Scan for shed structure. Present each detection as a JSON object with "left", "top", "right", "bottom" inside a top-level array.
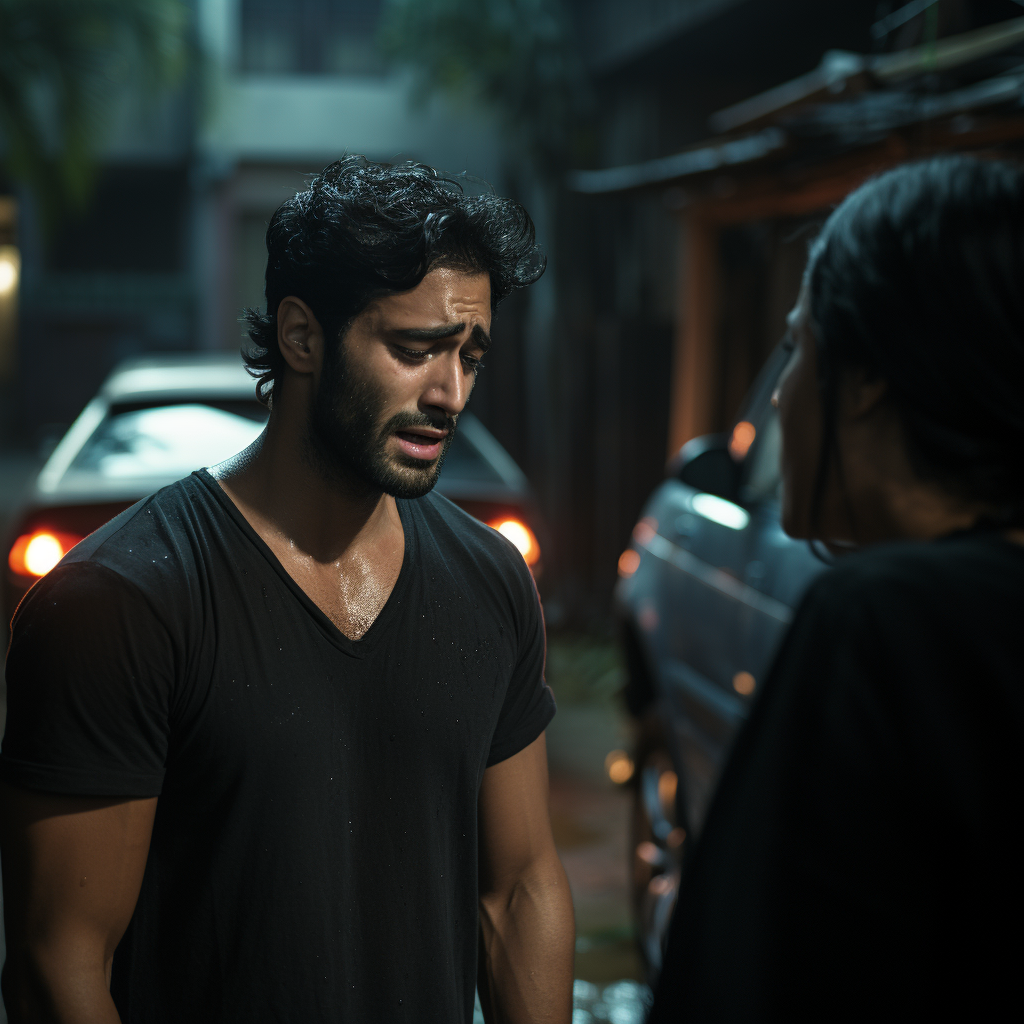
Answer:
[{"left": 570, "top": 15, "right": 1024, "bottom": 459}]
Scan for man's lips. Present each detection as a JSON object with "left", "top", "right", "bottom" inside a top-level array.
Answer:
[{"left": 394, "top": 428, "right": 448, "bottom": 461}]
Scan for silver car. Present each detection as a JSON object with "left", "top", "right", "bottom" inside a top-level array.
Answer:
[{"left": 615, "top": 346, "right": 824, "bottom": 976}]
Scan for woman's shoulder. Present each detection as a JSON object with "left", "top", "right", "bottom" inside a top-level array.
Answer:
[{"left": 807, "top": 530, "right": 1023, "bottom": 614}]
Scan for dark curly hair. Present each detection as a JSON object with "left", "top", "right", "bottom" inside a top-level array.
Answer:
[
  {"left": 806, "top": 155, "right": 1024, "bottom": 531},
  {"left": 242, "top": 156, "right": 546, "bottom": 404}
]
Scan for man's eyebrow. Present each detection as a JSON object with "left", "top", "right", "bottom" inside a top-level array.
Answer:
[{"left": 394, "top": 323, "right": 492, "bottom": 351}]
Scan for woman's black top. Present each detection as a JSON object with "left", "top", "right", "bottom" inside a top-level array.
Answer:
[{"left": 650, "top": 531, "right": 1023, "bottom": 1023}]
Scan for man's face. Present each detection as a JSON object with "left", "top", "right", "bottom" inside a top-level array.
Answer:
[{"left": 308, "top": 266, "right": 492, "bottom": 498}]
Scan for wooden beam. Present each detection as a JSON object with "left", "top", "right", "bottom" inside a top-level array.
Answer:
[
  {"left": 692, "top": 117, "right": 1024, "bottom": 225},
  {"left": 663, "top": 116, "right": 1024, "bottom": 460},
  {"left": 667, "top": 214, "right": 719, "bottom": 458}
]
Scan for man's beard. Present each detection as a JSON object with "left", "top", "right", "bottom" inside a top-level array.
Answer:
[{"left": 305, "top": 340, "right": 456, "bottom": 499}]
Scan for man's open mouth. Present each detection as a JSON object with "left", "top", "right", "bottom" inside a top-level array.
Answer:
[{"left": 394, "top": 428, "right": 447, "bottom": 461}]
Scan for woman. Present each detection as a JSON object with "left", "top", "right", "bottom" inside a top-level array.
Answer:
[{"left": 649, "top": 156, "right": 1023, "bottom": 1022}]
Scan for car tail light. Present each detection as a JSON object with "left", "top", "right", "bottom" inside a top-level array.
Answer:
[
  {"left": 618, "top": 548, "right": 641, "bottom": 578},
  {"left": 487, "top": 517, "right": 540, "bottom": 567},
  {"left": 8, "top": 530, "right": 84, "bottom": 578},
  {"left": 729, "top": 420, "right": 756, "bottom": 459}
]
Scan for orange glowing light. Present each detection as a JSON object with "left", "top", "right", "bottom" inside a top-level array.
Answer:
[
  {"left": 729, "top": 420, "right": 756, "bottom": 460},
  {"left": 658, "top": 770, "right": 678, "bottom": 809},
  {"left": 636, "top": 841, "right": 661, "bottom": 866},
  {"left": 8, "top": 530, "right": 82, "bottom": 578},
  {"left": 732, "top": 670, "right": 756, "bottom": 696},
  {"left": 632, "top": 517, "right": 657, "bottom": 545},
  {"left": 618, "top": 548, "right": 641, "bottom": 578},
  {"left": 487, "top": 518, "right": 540, "bottom": 566},
  {"left": 605, "top": 749, "right": 635, "bottom": 784}
]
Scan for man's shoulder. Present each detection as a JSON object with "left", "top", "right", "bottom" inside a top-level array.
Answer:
[
  {"left": 407, "top": 490, "right": 534, "bottom": 582},
  {"left": 60, "top": 473, "right": 217, "bottom": 598},
  {"left": 11, "top": 474, "right": 223, "bottom": 639}
]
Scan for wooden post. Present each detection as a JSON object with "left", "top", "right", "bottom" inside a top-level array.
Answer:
[{"left": 667, "top": 212, "right": 719, "bottom": 459}]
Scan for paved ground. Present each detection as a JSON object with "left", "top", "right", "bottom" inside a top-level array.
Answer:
[{"left": 544, "top": 635, "right": 652, "bottom": 1018}]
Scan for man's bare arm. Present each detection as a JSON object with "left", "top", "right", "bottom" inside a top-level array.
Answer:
[
  {"left": 0, "top": 781, "right": 157, "bottom": 1023},
  {"left": 477, "top": 733, "right": 574, "bottom": 1024}
]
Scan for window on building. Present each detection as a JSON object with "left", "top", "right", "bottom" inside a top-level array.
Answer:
[
  {"left": 47, "top": 166, "right": 188, "bottom": 274},
  {"left": 240, "top": 0, "right": 386, "bottom": 75}
]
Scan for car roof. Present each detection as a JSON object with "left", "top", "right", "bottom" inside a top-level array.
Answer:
[{"left": 101, "top": 353, "right": 256, "bottom": 403}]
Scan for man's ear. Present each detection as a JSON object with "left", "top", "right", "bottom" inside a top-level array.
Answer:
[
  {"left": 277, "top": 296, "right": 324, "bottom": 375},
  {"left": 842, "top": 367, "right": 889, "bottom": 420}
]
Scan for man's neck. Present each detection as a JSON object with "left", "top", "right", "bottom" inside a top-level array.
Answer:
[{"left": 210, "top": 411, "right": 400, "bottom": 566}]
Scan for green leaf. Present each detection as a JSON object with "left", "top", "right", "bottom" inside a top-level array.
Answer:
[{"left": 0, "top": 0, "right": 192, "bottom": 231}]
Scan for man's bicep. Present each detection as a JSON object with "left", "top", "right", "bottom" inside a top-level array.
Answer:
[
  {"left": 478, "top": 732, "right": 556, "bottom": 891},
  {"left": 2, "top": 563, "right": 174, "bottom": 796},
  {"left": 0, "top": 781, "right": 157, "bottom": 961}
]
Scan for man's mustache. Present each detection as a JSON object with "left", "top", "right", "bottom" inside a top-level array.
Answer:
[{"left": 382, "top": 411, "right": 457, "bottom": 434}]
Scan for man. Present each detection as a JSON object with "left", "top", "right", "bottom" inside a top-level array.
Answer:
[{"left": 0, "top": 157, "right": 574, "bottom": 1023}]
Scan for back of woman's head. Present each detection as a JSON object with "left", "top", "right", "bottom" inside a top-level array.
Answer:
[{"left": 807, "top": 155, "right": 1024, "bottom": 525}]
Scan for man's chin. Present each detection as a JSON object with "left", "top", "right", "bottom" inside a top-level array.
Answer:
[{"left": 378, "top": 457, "right": 443, "bottom": 499}]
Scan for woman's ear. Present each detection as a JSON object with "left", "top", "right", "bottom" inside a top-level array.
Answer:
[
  {"left": 841, "top": 368, "right": 889, "bottom": 421},
  {"left": 277, "top": 296, "right": 324, "bottom": 375}
]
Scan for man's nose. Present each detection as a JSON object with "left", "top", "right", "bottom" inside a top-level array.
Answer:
[{"left": 422, "top": 351, "right": 470, "bottom": 416}]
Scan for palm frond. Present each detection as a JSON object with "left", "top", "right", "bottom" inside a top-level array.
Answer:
[
  {"left": 0, "top": 0, "right": 192, "bottom": 230},
  {"left": 379, "top": 0, "right": 594, "bottom": 176}
]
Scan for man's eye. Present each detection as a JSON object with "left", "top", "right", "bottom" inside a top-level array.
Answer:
[
  {"left": 461, "top": 353, "right": 484, "bottom": 370},
  {"left": 395, "top": 345, "right": 430, "bottom": 360}
]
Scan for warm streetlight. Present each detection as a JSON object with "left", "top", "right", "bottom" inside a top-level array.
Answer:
[{"left": 0, "top": 250, "right": 18, "bottom": 295}]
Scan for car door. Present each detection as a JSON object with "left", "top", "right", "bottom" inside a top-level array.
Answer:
[{"left": 639, "top": 462, "right": 758, "bottom": 830}]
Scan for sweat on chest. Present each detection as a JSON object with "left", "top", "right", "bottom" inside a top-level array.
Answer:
[{"left": 188, "top": 581, "right": 520, "bottom": 778}]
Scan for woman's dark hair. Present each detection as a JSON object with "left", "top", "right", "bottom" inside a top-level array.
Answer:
[
  {"left": 242, "top": 156, "right": 545, "bottom": 403},
  {"left": 805, "top": 155, "right": 1024, "bottom": 531}
]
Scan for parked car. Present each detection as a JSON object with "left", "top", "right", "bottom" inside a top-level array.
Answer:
[
  {"left": 615, "top": 344, "right": 825, "bottom": 976},
  {"left": 4, "top": 353, "right": 544, "bottom": 622}
]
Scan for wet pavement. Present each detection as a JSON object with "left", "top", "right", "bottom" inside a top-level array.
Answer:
[
  {"left": 473, "top": 979, "right": 651, "bottom": 1022},
  {"left": 544, "top": 635, "right": 652, "bottom": 1020}
]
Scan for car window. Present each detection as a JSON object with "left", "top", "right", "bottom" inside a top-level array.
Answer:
[
  {"left": 70, "top": 403, "right": 268, "bottom": 478},
  {"left": 438, "top": 429, "right": 504, "bottom": 485},
  {"left": 70, "top": 402, "right": 506, "bottom": 485}
]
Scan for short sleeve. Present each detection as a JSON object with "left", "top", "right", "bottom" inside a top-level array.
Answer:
[
  {"left": 1, "top": 562, "right": 174, "bottom": 796},
  {"left": 485, "top": 563, "right": 555, "bottom": 767}
]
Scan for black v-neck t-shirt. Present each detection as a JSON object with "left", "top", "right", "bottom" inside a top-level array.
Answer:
[
  {"left": 650, "top": 531, "right": 1023, "bottom": 1022},
  {"left": 2, "top": 470, "right": 555, "bottom": 1023}
]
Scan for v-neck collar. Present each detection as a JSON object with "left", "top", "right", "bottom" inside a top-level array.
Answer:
[{"left": 193, "top": 469, "right": 415, "bottom": 658}]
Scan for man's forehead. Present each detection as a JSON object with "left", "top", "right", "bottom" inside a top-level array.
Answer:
[{"left": 374, "top": 267, "right": 491, "bottom": 324}]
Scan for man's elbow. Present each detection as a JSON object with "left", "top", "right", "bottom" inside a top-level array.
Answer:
[{"left": 480, "top": 850, "right": 572, "bottom": 921}]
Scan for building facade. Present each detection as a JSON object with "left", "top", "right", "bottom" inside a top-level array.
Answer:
[{"left": 6, "top": 0, "right": 501, "bottom": 443}]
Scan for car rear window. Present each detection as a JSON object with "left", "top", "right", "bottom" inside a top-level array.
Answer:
[
  {"left": 70, "top": 402, "right": 269, "bottom": 478},
  {"left": 69, "top": 402, "right": 506, "bottom": 486},
  {"left": 439, "top": 431, "right": 504, "bottom": 485}
]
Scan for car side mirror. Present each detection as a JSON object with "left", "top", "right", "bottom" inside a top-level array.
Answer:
[{"left": 668, "top": 434, "right": 741, "bottom": 503}]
